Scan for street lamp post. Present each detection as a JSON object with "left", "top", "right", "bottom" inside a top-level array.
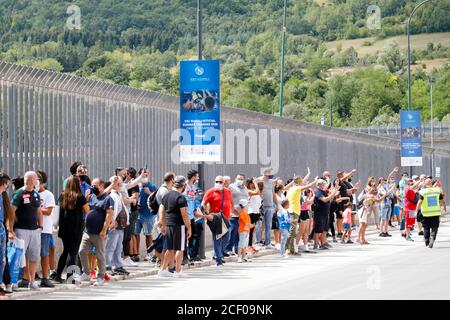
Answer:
[
  {"left": 278, "top": 0, "right": 287, "bottom": 117},
  {"left": 197, "top": 0, "right": 206, "bottom": 260},
  {"left": 429, "top": 75, "right": 435, "bottom": 176},
  {"left": 407, "top": 0, "right": 432, "bottom": 177}
]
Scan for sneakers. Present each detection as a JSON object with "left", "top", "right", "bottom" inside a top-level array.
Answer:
[
  {"left": 237, "top": 257, "right": 243, "bottom": 263},
  {"left": 222, "top": 252, "right": 230, "bottom": 257},
  {"left": 275, "top": 243, "right": 281, "bottom": 250},
  {"left": 150, "top": 255, "right": 157, "bottom": 263},
  {"left": 17, "top": 279, "right": 30, "bottom": 288},
  {"left": 2, "top": 286, "right": 12, "bottom": 294},
  {"left": 181, "top": 257, "right": 190, "bottom": 265},
  {"left": 379, "top": 233, "right": 387, "bottom": 237},
  {"left": 90, "top": 271, "right": 97, "bottom": 280},
  {"left": 324, "top": 242, "right": 333, "bottom": 249},
  {"left": 265, "top": 244, "right": 275, "bottom": 250},
  {"left": 156, "top": 260, "right": 162, "bottom": 268},
  {"left": 406, "top": 236, "right": 414, "bottom": 242},
  {"left": 158, "top": 269, "right": 174, "bottom": 278},
  {"left": 114, "top": 267, "right": 130, "bottom": 276},
  {"left": 193, "top": 256, "right": 202, "bottom": 262},
  {"left": 40, "top": 278, "right": 55, "bottom": 288},
  {"left": 293, "top": 243, "right": 299, "bottom": 254},
  {"left": 346, "top": 239, "right": 354, "bottom": 244},
  {"left": 428, "top": 237, "right": 435, "bottom": 248},
  {"left": 93, "top": 278, "right": 104, "bottom": 287},
  {"left": 122, "top": 257, "right": 138, "bottom": 267},
  {"left": 173, "top": 271, "right": 188, "bottom": 278},
  {"left": 385, "top": 233, "right": 392, "bottom": 237},
  {"left": 75, "top": 273, "right": 92, "bottom": 284},
  {"left": 319, "top": 245, "right": 329, "bottom": 250},
  {"left": 313, "top": 244, "right": 319, "bottom": 251},
  {"left": 244, "top": 254, "right": 253, "bottom": 262},
  {"left": 282, "top": 253, "right": 290, "bottom": 259},
  {"left": 131, "top": 255, "right": 140, "bottom": 262},
  {"left": 29, "top": 281, "right": 40, "bottom": 291},
  {"left": 49, "top": 271, "right": 57, "bottom": 281}
]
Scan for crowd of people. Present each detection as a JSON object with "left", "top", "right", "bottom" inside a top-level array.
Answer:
[{"left": 0, "top": 162, "right": 447, "bottom": 295}]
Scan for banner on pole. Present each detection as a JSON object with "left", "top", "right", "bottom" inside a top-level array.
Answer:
[
  {"left": 180, "top": 60, "right": 221, "bottom": 162},
  {"left": 400, "top": 110, "right": 422, "bottom": 167}
]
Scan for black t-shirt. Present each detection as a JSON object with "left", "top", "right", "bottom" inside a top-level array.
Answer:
[
  {"left": 85, "top": 193, "right": 114, "bottom": 234},
  {"left": 12, "top": 189, "right": 41, "bottom": 230},
  {"left": 161, "top": 190, "right": 188, "bottom": 227},
  {"left": 314, "top": 188, "right": 331, "bottom": 217},
  {"left": 128, "top": 185, "right": 140, "bottom": 212},
  {"left": 58, "top": 194, "right": 87, "bottom": 240}
]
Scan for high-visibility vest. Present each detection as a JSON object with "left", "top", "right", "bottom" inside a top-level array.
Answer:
[{"left": 419, "top": 187, "right": 442, "bottom": 217}]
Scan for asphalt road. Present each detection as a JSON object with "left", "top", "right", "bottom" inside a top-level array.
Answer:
[{"left": 26, "top": 221, "right": 450, "bottom": 300}]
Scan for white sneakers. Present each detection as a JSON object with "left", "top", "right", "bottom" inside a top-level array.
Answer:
[
  {"left": 294, "top": 243, "right": 299, "bottom": 254},
  {"left": 158, "top": 269, "right": 174, "bottom": 278},
  {"left": 29, "top": 281, "right": 40, "bottom": 291},
  {"left": 93, "top": 278, "right": 104, "bottom": 287},
  {"left": 275, "top": 243, "right": 281, "bottom": 250},
  {"left": 237, "top": 257, "right": 244, "bottom": 263},
  {"left": 173, "top": 271, "right": 187, "bottom": 278},
  {"left": 282, "top": 253, "right": 290, "bottom": 259},
  {"left": 122, "top": 257, "right": 138, "bottom": 267}
]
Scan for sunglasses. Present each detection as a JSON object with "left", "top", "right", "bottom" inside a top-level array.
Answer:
[{"left": 215, "top": 181, "right": 224, "bottom": 184}]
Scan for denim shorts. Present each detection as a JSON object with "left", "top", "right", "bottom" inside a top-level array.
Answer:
[
  {"left": 40, "top": 233, "right": 53, "bottom": 257},
  {"left": 380, "top": 207, "right": 391, "bottom": 220},
  {"left": 238, "top": 232, "right": 249, "bottom": 250},
  {"left": 343, "top": 223, "right": 352, "bottom": 231},
  {"left": 134, "top": 215, "right": 156, "bottom": 236}
]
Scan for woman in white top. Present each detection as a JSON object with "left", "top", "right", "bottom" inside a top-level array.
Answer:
[{"left": 246, "top": 179, "right": 263, "bottom": 253}]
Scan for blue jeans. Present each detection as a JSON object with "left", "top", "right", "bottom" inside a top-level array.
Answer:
[
  {"left": 212, "top": 233, "right": 226, "bottom": 264},
  {"left": 255, "top": 220, "right": 262, "bottom": 243},
  {"left": 225, "top": 217, "right": 239, "bottom": 254},
  {"left": 0, "top": 226, "right": 6, "bottom": 284},
  {"left": 105, "top": 229, "right": 124, "bottom": 269},
  {"left": 280, "top": 229, "right": 289, "bottom": 256},
  {"left": 263, "top": 207, "right": 274, "bottom": 246}
]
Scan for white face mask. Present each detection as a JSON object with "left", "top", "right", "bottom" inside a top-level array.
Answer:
[
  {"left": 35, "top": 180, "right": 40, "bottom": 192},
  {"left": 236, "top": 180, "right": 243, "bottom": 187},
  {"left": 215, "top": 183, "right": 224, "bottom": 190}
]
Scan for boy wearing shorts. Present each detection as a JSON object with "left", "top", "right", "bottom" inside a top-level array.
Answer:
[{"left": 237, "top": 199, "right": 253, "bottom": 263}]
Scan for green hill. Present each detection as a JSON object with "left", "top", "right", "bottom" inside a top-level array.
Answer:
[{"left": 0, "top": 0, "right": 449, "bottom": 126}]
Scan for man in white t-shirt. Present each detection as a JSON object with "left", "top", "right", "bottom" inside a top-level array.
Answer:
[{"left": 37, "top": 171, "right": 56, "bottom": 288}]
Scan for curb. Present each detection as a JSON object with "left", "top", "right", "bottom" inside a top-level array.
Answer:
[{"left": 1, "top": 248, "right": 280, "bottom": 300}]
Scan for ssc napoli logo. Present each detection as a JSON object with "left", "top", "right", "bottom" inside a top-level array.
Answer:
[{"left": 194, "top": 65, "right": 205, "bottom": 76}]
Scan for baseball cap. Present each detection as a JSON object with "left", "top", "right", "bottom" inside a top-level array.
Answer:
[
  {"left": 317, "top": 179, "right": 328, "bottom": 186},
  {"left": 174, "top": 175, "right": 187, "bottom": 188},
  {"left": 239, "top": 198, "right": 249, "bottom": 207},
  {"left": 412, "top": 175, "right": 419, "bottom": 181}
]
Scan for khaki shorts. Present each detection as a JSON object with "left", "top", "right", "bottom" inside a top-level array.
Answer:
[{"left": 358, "top": 208, "right": 370, "bottom": 224}]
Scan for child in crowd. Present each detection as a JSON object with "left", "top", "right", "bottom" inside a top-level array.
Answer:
[
  {"left": 237, "top": 199, "right": 253, "bottom": 263},
  {"left": 341, "top": 202, "right": 354, "bottom": 244},
  {"left": 277, "top": 199, "right": 290, "bottom": 258}
]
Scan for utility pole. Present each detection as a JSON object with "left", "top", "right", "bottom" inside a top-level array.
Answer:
[
  {"left": 278, "top": 0, "right": 287, "bottom": 117},
  {"left": 197, "top": 0, "right": 206, "bottom": 260},
  {"left": 407, "top": 0, "right": 432, "bottom": 177}
]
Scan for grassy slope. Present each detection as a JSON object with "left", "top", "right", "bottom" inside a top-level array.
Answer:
[{"left": 326, "top": 32, "right": 450, "bottom": 56}]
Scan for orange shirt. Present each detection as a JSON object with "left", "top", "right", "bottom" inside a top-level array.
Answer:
[{"left": 238, "top": 209, "right": 251, "bottom": 233}]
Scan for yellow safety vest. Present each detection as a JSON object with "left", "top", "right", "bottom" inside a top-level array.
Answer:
[{"left": 419, "top": 187, "right": 442, "bottom": 217}]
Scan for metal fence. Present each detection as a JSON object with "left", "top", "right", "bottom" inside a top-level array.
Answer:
[
  {"left": 347, "top": 124, "right": 450, "bottom": 138},
  {"left": 1, "top": 61, "right": 450, "bottom": 197}
]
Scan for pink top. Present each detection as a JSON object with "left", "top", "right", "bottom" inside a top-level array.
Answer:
[
  {"left": 343, "top": 208, "right": 352, "bottom": 224},
  {"left": 300, "top": 195, "right": 311, "bottom": 211}
]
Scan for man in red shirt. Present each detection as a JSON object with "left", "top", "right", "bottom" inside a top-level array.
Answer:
[
  {"left": 202, "top": 176, "right": 234, "bottom": 266},
  {"left": 404, "top": 177, "right": 420, "bottom": 241}
]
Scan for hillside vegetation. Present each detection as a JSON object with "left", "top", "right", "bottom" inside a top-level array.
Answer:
[{"left": 1, "top": 0, "right": 449, "bottom": 126}]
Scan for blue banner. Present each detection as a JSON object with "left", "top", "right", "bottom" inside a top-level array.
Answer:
[
  {"left": 179, "top": 60, "right": 221, "bottom": 162},
  {"left": 400, "top": 110, "right": 422, "bottom": 167}
]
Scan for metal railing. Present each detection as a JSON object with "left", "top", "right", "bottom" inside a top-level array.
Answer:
[{"left": 347, "top": 123, "right": 450, "bottom": 138}]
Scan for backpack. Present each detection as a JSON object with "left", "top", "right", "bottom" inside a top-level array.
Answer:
[{"left": 147, "top": 186, "right": 167, "bottom": 214}]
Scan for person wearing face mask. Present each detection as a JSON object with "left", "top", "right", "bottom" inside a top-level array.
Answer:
[
  {"left": 225, "top": 174, "right": 248, "bottom": 257},
  {"left": 36, "top": 170, "right": 56, "bottom": 288},
  {"left": 77, "top": 178, "right": 115, "bottom": 286},
  {"left": 10, "top": 171, "right": 43, "bottom": 291},
  {"left": 183, "top": 170, "right": 204, "bottom": 263},
  {"left": 135, "top": 168, "right": 158, "bottom": 262},
  {"left": 63, "top": 161, "right": 82, "bottom": 189},
  {"left": 257, "top": 168, "right": 279, "bottom": 249},
  {"left": 158, "top": 176, "right": 191, "bottom": 278},
  {"left": 202, "top": 176, "right": 233, "bottom": 267}
]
